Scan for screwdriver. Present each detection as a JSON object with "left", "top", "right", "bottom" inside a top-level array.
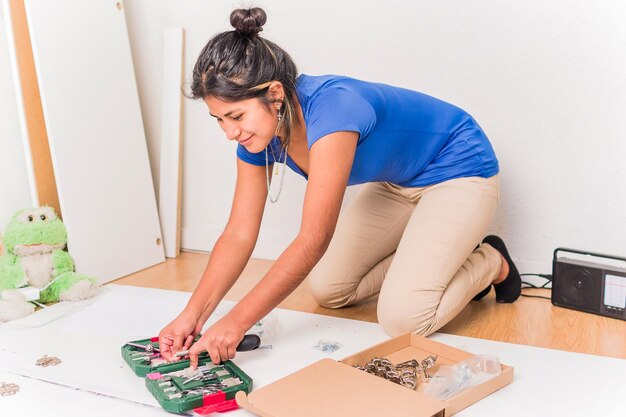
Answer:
[{"left": 174, "top": 333, "right": 266, "bottom": 357}]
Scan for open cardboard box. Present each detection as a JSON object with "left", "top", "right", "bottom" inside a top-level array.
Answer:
[{"left": 236, "top": 333, "right": 514, "bottom": 417}]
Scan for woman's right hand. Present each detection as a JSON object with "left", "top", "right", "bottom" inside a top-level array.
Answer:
[{"left": 158, "top": 311, "right": 203, "bottom": 362}]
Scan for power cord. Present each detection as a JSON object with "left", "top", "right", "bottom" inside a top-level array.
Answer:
[{"left": 520, "top": 273, "right": 552, "bottom": 300}]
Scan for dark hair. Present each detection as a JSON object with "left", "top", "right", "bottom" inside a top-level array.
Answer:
[{"left": 189, "top": 7, "right": 299, "bottom": 147}]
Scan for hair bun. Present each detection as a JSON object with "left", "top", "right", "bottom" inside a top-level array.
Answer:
[{"left": 230, "top": 7, "right": 267, "bottom": 38}]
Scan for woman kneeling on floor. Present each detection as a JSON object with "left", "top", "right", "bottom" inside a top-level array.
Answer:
[{"left": 159, "top": 7, "right": 522, "bottom": 366}]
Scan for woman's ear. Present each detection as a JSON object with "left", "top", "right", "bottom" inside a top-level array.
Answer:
[{"left": 267, "top": 81, "right": 285, "bottom": 102}]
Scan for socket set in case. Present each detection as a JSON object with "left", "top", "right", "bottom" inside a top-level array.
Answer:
[{"left": 122, "top": 338, "right": 253, "bottom": 414}]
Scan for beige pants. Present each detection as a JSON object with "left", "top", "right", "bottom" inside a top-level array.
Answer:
[{"left": 308, "top": 175, "right": 501, "bottom": 336}]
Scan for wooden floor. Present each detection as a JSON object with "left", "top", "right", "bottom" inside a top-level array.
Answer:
[{"left": 113, "top": 251, "right": 626, "bottom": 359}]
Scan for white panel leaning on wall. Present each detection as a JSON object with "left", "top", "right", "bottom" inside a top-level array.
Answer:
[
  {"left": 159, "top": 27, "right": 184, "bottom": 259},
  {"left": 22, "top": 0, "right": 164, "bottom": 282}
]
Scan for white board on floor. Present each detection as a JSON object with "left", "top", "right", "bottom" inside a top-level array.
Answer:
[
  {"left": 23, "top": 0, "right": 164, "bottom": 282},
  {"left": 0, "top": 285, "right": 623, "bottom": 416}
]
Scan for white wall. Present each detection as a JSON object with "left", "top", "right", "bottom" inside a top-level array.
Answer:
[
  {"left": 122, "top": 0, "right": 310, "bottom": 261},
  {"left": 0, "top": 9, "right": 33, "bottom": 234},
  {"left": 3, "top": 1, "right": 625, "bottom": 274}
]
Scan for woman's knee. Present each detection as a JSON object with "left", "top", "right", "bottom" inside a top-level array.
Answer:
[
  {"left": 307, "top": 268, "right": 349, "bottom": 309},
  {"left": 307, "top": 280, "right": 336, "bottom": 308},
  {"left": 377, "top": 293, "right": 438, "bottom": 337}
]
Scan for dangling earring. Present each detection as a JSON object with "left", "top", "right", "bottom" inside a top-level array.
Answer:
[
  {"left": 274, "top": 104, "right": 283, "bottom": 176},
  {"left": 276, "top": 104, "right": 282, "bottom": 122}
]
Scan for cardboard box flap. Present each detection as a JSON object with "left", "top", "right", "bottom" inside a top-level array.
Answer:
[
  {"left": 341, "top": 334, "right": 514, "bottom": 416},
  {"left": 236, "top": 358, "right": 446, "bottom": 417},
  {"left": 341, "top": 334, "right": 474, "bottom": 368}
]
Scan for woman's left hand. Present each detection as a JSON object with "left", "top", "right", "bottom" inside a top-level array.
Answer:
[{"left": 188, "top": 316, "right": 247, "bottom": 369}]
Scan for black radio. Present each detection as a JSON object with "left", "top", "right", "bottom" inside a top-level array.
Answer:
[{"left": 552, "top": 248, "right": 626, "bottom": 321}]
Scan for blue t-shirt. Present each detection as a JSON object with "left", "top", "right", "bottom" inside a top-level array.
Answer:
[{"left": 237, "top": 74, "right": 499, "bottom": 187}]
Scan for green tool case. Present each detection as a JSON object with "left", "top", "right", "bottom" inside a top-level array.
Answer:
[{"left": 121, "top": 337, "right": 253, "bottom": 414}]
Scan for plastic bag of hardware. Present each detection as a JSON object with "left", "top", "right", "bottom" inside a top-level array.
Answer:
[
  {"left": 247, "top": 313, "right": 278, "bottom": 347},
  {"left": 423, "top": 354, "right": 501, "bottom": 400}
]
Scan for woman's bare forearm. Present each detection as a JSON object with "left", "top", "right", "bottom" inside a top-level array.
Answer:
[
  {"left": 224, "top": 132, "right": 356, "bottom": 330},
  {"left": 226, "top": 231, "right": 330, "bottom": 331},
  {"left": 184, "top": 230, "right": 257, "bottom": 325}
]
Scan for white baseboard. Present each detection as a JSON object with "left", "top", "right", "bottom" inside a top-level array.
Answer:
[{"left": 181, "top": 226, "right": 295, "bottom": 261}]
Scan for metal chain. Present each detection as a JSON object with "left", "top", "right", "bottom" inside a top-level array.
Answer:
[
  {"left": 265, "top": 106, "right": 288, "bottom": 203},
  {"left": 265, "top": 141, "right": 289, "bottom": 203},
  {"left": 35, "top": 355, "right": 62, "bottom": 367},
  {"left": 0, "top": 381, "right": 20, "bottom": 397}
]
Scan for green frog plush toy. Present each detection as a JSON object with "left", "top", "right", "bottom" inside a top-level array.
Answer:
[{"left": 0, "top": 206, "right": 99, "bottom": 322}]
